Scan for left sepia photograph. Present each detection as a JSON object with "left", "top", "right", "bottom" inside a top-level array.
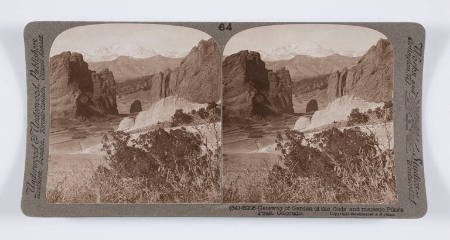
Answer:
[{"left": 47, "top": 24, "right": 221, "bottom": 203}]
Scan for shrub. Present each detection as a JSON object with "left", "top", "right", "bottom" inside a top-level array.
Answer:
[
  {"left": 171, "top": 109, "right": 193, "bottom": 127},
  {"left": 197, "top": 107, "right": 209, "bottom": 119},
  {"left": 374, "top": 101, "right": 393, "bottom": 121},
  {"left": 267, "top": 127, "right": 397, "bottom": 203},
  {"left": 374, "top": 107, "right": 383, "bottom": 119},
  {"left": 207, "top": 102, "right": 217, "bottom": 111},
  {"left": 46, "top": 125, "right": 221, "bottom": 204},
  {"left": 383, "top": 101, "right": 393, "bottom": 121},
  {"left": 98, "top": 128, "right": 220, "bottom": 203},
  {"left": 214, "top": 106, "right": 221, "bottom": 116},
  {"left": 207, "top": 102, "right": 221, "bottom": 117},
  {"left": 347, "top": 108, "right": 369, "bottom": 126},
  {"left": 384, "top": 100, "right": 393, "bottom": 109}
]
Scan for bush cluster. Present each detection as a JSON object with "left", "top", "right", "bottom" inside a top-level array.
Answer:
[
  {"left": 97, "top": 128, "right": 220, "bottom": 203},
  {"left": 172, "top": 102, "right": 221, "bottom": 127},
  {"left": 374, "top": 101, "right": 393, "bottom": 121},
  {"left": 347, "top": 108, "right": 369, "bottom": 126},
  {"left": 197, "top": 108, "right": 209, "bottom": 119},
  {"left": 48, "top": 127, "right": 221, "bottom": 203},
  {"left": 264, "top": 127, "right": 397, "bottom": 203},
  {"left": 224, "top": 127, "right": 397, "bottom": 204},
  {"left": 348, "top": 101, "right": 394, "bottom": 127},
  {"left": 171, "top": 109, "right": 193, "bottom": 127}
]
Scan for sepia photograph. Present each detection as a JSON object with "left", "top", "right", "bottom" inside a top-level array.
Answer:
[
  {"left": 47, "top": 24, "right": 221, "bottom": 203},
  {"left": 222, "top": 24, "right": 397, "bottom": 203},
  {"left": 3, "top": 0, "right": 447, "bottom": 236}
]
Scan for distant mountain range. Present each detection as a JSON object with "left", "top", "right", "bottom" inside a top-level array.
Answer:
[
  {"left": 326, "top": 39, "right": 394, "bottom": 103},
  {"left": 258, "top": 41, "right": 365, "bottom": 61},
  {"left": 117, "top": 38, "right": 221, "bottom": 104},
  {"left": 223, "top": 38, "right": 393, "bottom": 116},
  {"left": 88, "top": 55, "right": 183, "bottom": 81},
  {"left": 291, "top": 39, "right": 394, "bottom": 113},
  {"left": 88, "top": 48, "right": 359, "bottom": 83},
  {"left": 266, "top": 54, "right": 359, "bottom": 81},
  {"left": 79, "top": 43, "right": 188, "bottom": 62},
  {"left": 49, "top": 38, "right": 221, "bottom": 119}
]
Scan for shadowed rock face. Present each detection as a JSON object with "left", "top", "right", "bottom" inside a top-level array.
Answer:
[
  {"left": 327, "top": 39, "right": 394, "bottom": 103},
  {"left": 148, "top": 69, "right": 173, "bottom": 103},
  {"left": 92, "top": 68, "right": 118, "bottom": 115},
  {"left": 267, "top": 68, "right": 294, "bottom": 114},
  {"left": 306, "top": 99, "right": 318, "bottom": 113},
  {"left": 223, "top": 50, "right": 294, "bottom": 117},
  {"left": 130, "top": 100, "right": 142, "bottom": 113},
  {"left": 50, "top": 51, "right": 118, "bottom": 119}
]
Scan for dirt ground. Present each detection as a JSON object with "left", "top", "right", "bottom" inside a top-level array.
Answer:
[
  {"left": 47, "top": 117, "right": 122, "bottom": 190},
  {"left": 222, "top": 114, "right": 298, "bottom": 199}
]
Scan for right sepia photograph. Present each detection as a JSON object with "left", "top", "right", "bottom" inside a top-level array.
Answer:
[{"left": 222, "top": 24, "right": 397, "bottom": 203}]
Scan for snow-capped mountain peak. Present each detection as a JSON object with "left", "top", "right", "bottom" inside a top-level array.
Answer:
[
  {"left": 80, "top": 43, "right": 157, "bottom": 62},
  {"left": 258, "top": 41, "right": 362, "bottom": 61},
  {"left": 80, "top": 43, "right": 189, "bottom": 62}
]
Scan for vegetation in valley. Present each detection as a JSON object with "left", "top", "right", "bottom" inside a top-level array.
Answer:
[
  {"left": 347, "top": 108, "right": 369, "bottom": 126},
  {"left": 47, "top": 103, "right": 222, "bottom": 204},
  {"left": 171, "top": 109, "right": 194, "bottom": 127},
  {"left": 224, "top": 126, "right": 397, "bottom": 203},
  {"left": 347, "top": 101, "right": 394, "bottom": 127},
  {"left": 172, "top": 102, "right": 221, "bottom": 127}
]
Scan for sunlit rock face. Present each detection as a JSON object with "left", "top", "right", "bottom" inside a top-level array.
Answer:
[{"left": 327, "top": 39, "right": 394, "bottom": 103}]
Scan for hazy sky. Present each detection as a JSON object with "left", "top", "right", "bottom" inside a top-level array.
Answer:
[
  {"left": 50, "top": 24, "right": 212, "bottom": 62},
  {"left": 223, "top": 24, "right": 387, "bottom": 60}
]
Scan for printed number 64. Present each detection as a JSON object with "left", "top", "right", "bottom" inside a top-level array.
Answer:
[{"left": 218, "top": 23, "right": 232, "bottom": 31}]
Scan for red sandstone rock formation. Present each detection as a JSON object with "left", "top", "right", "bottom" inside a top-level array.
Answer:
[
  {"left": 117, "top": 38, "right": 221, "bottom": 105},
  {"left": 327, "top": 39, "right": 394, "bottom": 103},
  {"left": 222, "top": 50, "right": 294, "bottom": 117},
  {"left": 50, "top": 51, "right": 118, "bottom": 119}
]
